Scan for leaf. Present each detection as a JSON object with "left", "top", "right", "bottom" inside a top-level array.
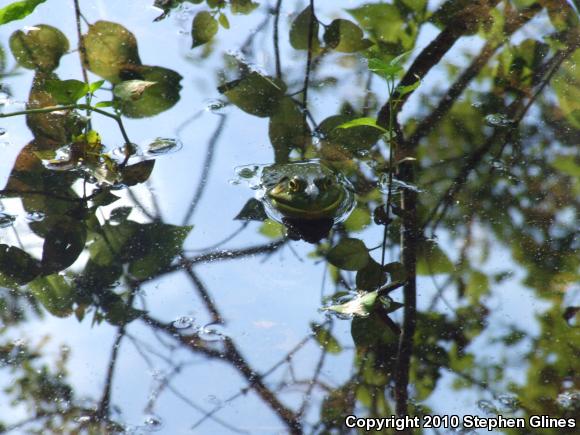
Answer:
[
  {"left": 323, "top": 290, "right": 378, "bottom": 317},
  {"left": 191, "top": 11, "right": 218, "bottom": 48},
  {"left": 95, "top": 100, "right": 114, "bottom": 108},
  {"left": 82, "top": 21, "right": 141, "bottom": 83},
  {"left": 467, "top": 270, "right": 490, "bottom": 302},
  {"left": 397, "top": 78, "right": 421, "bottom": 96},
  {"left": 551, "top": 155, "right": 580, "bottom": 178},
  {"left": 218, "top": 72, "right": 286, "bottom": 117},
  {"left": 113, "top": 80, "right": 157, "bottom": 101},
  {"left": 120, "top": 160, "right": 155, "bottom": 186},
  {"left": 45, "top": 79, "right": 89, "bottom": 104},
  {"left": 89, "top": 79, "right": 105, "bottom": 93},
  {"left": 29, "top": 275, "right": 74, "bottom": 317},
  {"left": 9, "top": 24, "right": 69, "bottom": 72},
  {"left": 311, "top": 323, "right": 342, "bottom": 354},
  {"left": 416, "top": 239, "right": 454, "bottom": 275},
  {"left": 383, "top": 261, "right": 407, "bottom": 282},
  {"left": 553, "top": 48, "right": 580, "bottom": 129},
  {"left": 368, "top": 58, "right": 402, "bottom": 79},
  {"left": 327, "top": 238, "right": 370, "bottom": 271},
  {"left": 0, "top": 244, "right": 41, "bottom": 286},
  {"left": 259, "top": 219, "right": 286, "bottom": 239},
  {"left": 343, "top": 207, "right": 371, "bottom": 232},
  {"left": 323, "top": 19, "right": 370, "bottom": 53},
  {"left": 0, "top": 0, "right": 46, "bottom": 25},
  {"left": 290, "top": 6, "right": 320, "bottom": 52},
  {"left": 348, "top": 3, "right": 404, "bottom": 44},
  {"left": 218, "top": 13, "right": 230, "bottom": 29},
  {"left": 336, "top": 117, "right": 388, "bottom": 133},
  {"left": 269, "top": 96, "right": 311, "bottom": 161},
  {"left": 230, "top": 0, "right": 259, "bottom": 14},
  {"left": 40, "top": 217, "right": 87, "bottom": 275},
  {"left": 115, "top": 65, "right": 182, "bottom": 118},
  {"left": 235, "top": 198, "right": 267, "bottom": 221},
  {"left": 319, "top": 115, "right": 382, "bottom": 152},
  {"left": 356, "top": 258, "right": 387, "bottom": 290}
]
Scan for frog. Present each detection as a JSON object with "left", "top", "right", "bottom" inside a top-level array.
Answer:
[{"left": 258, "top": 161, "right": 355, "bottom": 242}]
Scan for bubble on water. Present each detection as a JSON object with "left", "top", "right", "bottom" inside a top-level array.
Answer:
[
  {"left": 25, "top": 211, "right": 45, "bottom": 222},
  {"left": 477, "top": 399, "right": 497, "bottom": 415},
  {"left": 556, "top": 390, "right": 580, "bottom": 410},
  {"left": 204, "top": 98, "right": 230, "bottom": 115},
  {"left": 198, "top": 323, "right": 228, "bottom": 341},
  {"left": 172, "top": 315, "right": 195, "bottom": 329},
  {"left": 485, "top": 113, "right": 516, "bottom": 128},
  {"left": 146, "top": 137, "right": 182, "bottom": 156},
  {"left": 497, "top": 393, "right": 519, "bottom": 412},
  {"left": 0, "top": 213, "right": 16, "bottom": 228},
  {"left": 142, "top": 414, "right": 163, "bottom": 432},
  {"left": 378, "top": 174, "right": 423, "bottom": 194},
  {"left": 75, "top": 415, "right": 92, "bottom": 424}
]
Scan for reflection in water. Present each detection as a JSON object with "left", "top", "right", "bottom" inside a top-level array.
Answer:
[{"left": 0, "top": 0, "right": 579, "bottom": 433}]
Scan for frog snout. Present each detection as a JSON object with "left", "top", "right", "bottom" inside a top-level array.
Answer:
[{"left": 304, "top": 184, "right": 319, "bottom": 200}]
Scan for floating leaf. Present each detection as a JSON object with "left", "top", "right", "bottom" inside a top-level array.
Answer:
[
  {"left": 324, "top": 19, "right": 370, "bottom": 53},
  {"left": 368, "top": 58, "right": 403, "bottom": 79},
  {"left": 82, "top": 20, "right": 141, "bottom": 83},
  {"left": 230, "top": 0, "right": 259, "bottom": 14},
  {"left": 327, "top": 238, "right": 370, "bottom": 271},
  {"left": 116, "top": 65, "right": 182, "bottom": 118},
  {"left": 9, "top": 24, "right": 69, "bottom": 72},
  {"left": 45, "top": 79, "right": 89, "bottom": 104},
  {"left": 146, "top": 137, "right": 182, "bottom": 155},
  {"left": 343, "top": 207, "right": 371, "bottom": 232},
  {"left": 191, "top": 11, "right": 218, "bottom": 48},
  {"left": 218, "top": 13, "right": 230, "bottom": 29},
  {"left": 0, "top": 0, "right": 46, "bottom": 25},
  {"left": 218, "top": 72, "right": 286, "bottom": 117},
  {"left": 113, "top": 80, "right": 157, "bottom": 101},
  {"left": 290, "top": 6, "right": 320, "bottom": 52},
  {"left": 120, "top": 160, "right": 155, "bottom": 186},
  {"left": 323, "top": 290, "right": 378, "bottom": 317}
]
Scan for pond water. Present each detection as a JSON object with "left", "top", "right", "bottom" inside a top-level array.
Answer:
[{"left": 0, "top": 0, "right": 579, "bottom": 434}]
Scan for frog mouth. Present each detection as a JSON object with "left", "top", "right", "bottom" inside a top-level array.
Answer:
[{"left": 269, "top": 192, "right": 344, "bottom": 219}]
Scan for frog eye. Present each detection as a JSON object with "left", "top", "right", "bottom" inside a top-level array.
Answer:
[
  {"left": 289, "top": 177, "right": 306, "bottom": 192},
  {"left": 315, "top": 176, "right": 333, "bottom": 190}
]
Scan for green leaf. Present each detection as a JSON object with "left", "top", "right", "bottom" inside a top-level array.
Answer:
[
  {"left": 191, "top": 11, "right": 218, "bottom": 48},
  {"left": 383, "top": 261, "right": 407, "bottom": 282},
  {"left": 9, "top": 24, "right": 69, "bottom": 72},
  {"left": 336, "top": 117, "right": 388, "bottom": 133},
  {"left": 259, "top": 219, "right": 286, "bottom": 239},
  {"left": 269, "top": 96, "right": 311, "bottom": 161},
  {"left": 343, "top": 207, "right": 371, "bottom": 232},
  {"left": 356, "top": 259, "right": 387, "bottom": 290},
  {"left": 120, "top": 160, "right": 155, "bottom": 186},
  {"left": 368, "top": 58, "right": 402, "bottom": 79},
  {"left": 115, "top": 65, "right": 182, "bottom": 118},
  {"left": 95, "top": 100, "right": 114, "bottom": 108},
  {"left": 89, "top": 79, "right": 105, "bottom": 93},
  {"left": 467, "top": 270, "right": 490, "bottom": 302},
  {"left": 322, "top": 290, "right": 378, "bottom": 317},
  {"left": 551, "top": 155, "right": 580, "bottom": 177},
  {"left": 290, "top": 6, "right": 320, "bottom": 52},
  {"left": 82, "top": 21, "right": 141, "bottom": 83},
  {"left": 235, "top": 198, "right": 267, "bottom": 221},
  {"left": 0, "top": 0, "right": 46, "bottom": 25},
  {"left": 416, "top": 239, "right": 454, "bottom": 275},
  {"left": 29, "top": 274, "right": 74, "bottom": 317},
  {"left": 397, "top": 78, "right": 421, "bottom": 96},
  {"left": 323, "top": 19, "right": 370, "bottom": 53},
  {"left": 113, "top": 80, "right": 157, "bottom": 101},
  {"left": 319, "top": 115, "right": 382, "bottom": 151},
  {"left": 0, "top": 244, "right": 41, "bottom": 286},
  {"left": 45, "top": 79, "right": 89, "bottom": 104},
  {"left": 230, "top": 0, "right": 259, "bottom": 14},
  {"left": 327, "top": 238, "right": 370, "bottom": 271},
  {"left": 218, "top": 13, "right": 230, "bottom": 29},
  {"left": 40, "top": 217, "right": 87, "bottom": 275},
  {"left": 348, "top": 3, "right": 404, "bottom": 44},
  {"left": 218, "top": 72, "right": 286, "bottom": 117},
  {"left": 311, "top": 323, "right": 342, "bottom": 354}
]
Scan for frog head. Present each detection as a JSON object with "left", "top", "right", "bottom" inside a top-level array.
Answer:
[{"left": 264, "top": 163, "right": 346, "bottom": 220}]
